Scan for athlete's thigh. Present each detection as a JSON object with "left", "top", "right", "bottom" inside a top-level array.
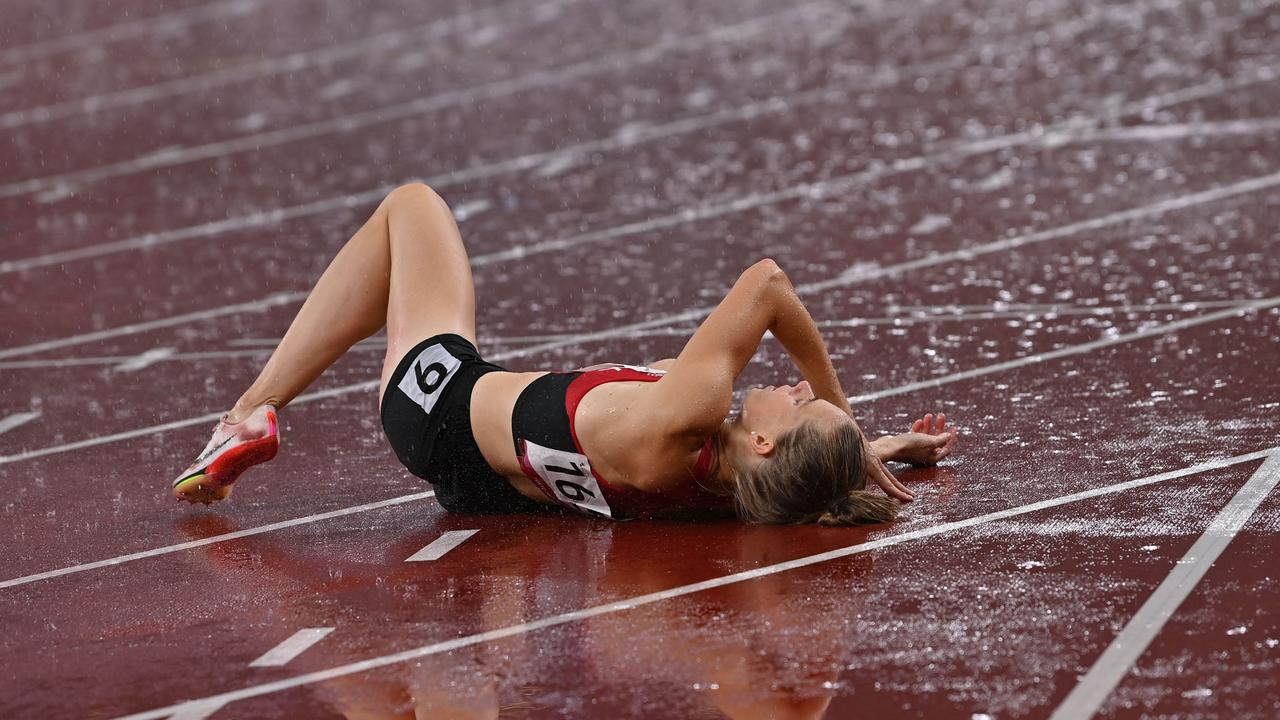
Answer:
[{"left": 380, "top": 184, "right": 479, "bottom": 393}]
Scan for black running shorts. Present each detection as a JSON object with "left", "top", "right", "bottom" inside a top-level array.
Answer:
[{"left": 379, "top": 333, "right": 547, "bottom": 514}]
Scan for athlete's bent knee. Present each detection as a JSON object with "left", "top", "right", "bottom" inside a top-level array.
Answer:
[{"left": 386, "top": 182, "right": 444, "bottom": 210}]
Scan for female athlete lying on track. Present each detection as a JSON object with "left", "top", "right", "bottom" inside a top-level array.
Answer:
[{"left": 172, "top": 184, "right": 958, "bottom": 523}]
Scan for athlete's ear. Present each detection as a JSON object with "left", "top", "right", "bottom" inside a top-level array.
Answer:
[{"left": 749, "top": 430, "right": 774, "bottom": 457}]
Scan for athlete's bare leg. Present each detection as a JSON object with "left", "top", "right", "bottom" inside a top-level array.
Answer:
[
  {"left": 174, "top": 184, "right": 474, "bottom": 501},
  {"left": 226, "top": 183, "right": 477, "bottom": 422}
]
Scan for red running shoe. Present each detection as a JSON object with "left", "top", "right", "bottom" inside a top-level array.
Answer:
[{"left": 172, "top": 404, "right": 279, "bottom": 504}]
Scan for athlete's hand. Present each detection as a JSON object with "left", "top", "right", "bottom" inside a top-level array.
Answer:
[
  {"left": 895, "top": 412, "right": 958, "bottom": 467},
  {"left": 862, "top": 437, "right": 915, "bottom": 502}
]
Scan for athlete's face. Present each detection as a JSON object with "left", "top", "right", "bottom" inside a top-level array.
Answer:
[{"left": 740, "top": 381, "right": 849, "bottom": 442}]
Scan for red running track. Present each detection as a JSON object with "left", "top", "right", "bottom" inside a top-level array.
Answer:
[{"left": 2, "top": 0, "right": 1279, "bottom": 717}]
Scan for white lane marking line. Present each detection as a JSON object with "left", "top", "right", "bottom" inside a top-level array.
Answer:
[
  {"left": 166, "top": 699, "right": 226, "bottom": 720},
  {"left": 0, "top": 350, "right": 274, "bottom": 370},
  {"left": 113, "top": 347, "right": 177, "bottom": 372},
  {"left": 111, "top": 447, "right": 1280, "bottom": 720},
  {"left": 450, "top": 199, "right": 493, "bottom": 222},
  {"left": 1037, "top": 117, "right": 1280, "bottom": 147},
  {"left": 0, "top": 297, "right": 1264, "bottom": 372},
  {"left": 405, "top": 530, "right": 480, "bottom": 562},
  {"left": 3, "top": 171, "right": 1278, "bottom": 465},
  {"left": 808, "top": 170, "right": 1280, "bottom": 292},
  {"left": 850, "top": 298, "right": 1280, "bottom": 403},
  {"left": 0, "top": 0, "right": 262, "bottom": 66},
  {"left": 0, "top": 492, "right": 435, "bottom": 590},
  {"left": 199, "top": 299, "right": 1261, "bottom": 347},
  {"left": 0, "top": 81, "right": 889, "bottom": 275},
  {"left": 247, "top": 628, "right": 335, "bottom": 668},
  {"left": 886, "top": 299, "right": 1253, "bottom": 314},
  {"left": 1048, "top": 452, "right": 1280, "bottom": 720},
  {"left": 0, "top": 3, "right": 828, "bottom": 199},
  {"left": 0, "top": 411, "right": 40, "bottom": 436},
  {"left": 0, "top": 49, "right": 1258, "bottom": 275},
  {"left": 0, "top": 0, "right": 567, "bottom": 130},
  {"left": 2, "top": 294, "right": 1268, "bottom": 592},
  {"left": 1120, "top": 63, "right": 1278, "bottom": 117},
  {"left": 0, "top": 291, "right": 306, "bottom": 360}
]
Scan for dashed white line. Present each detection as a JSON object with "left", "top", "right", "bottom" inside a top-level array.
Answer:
[
  {"left": 0, "top": 491, "right": 435, "bottom": 590},
  {"left": 405, "top": 530, "right": 480, "bottom": 561},
  {"left": 247, "top": 628, "right": 335, "bottom": 668},
  {"left": 113, "top": 347, "right": 177, "bottom": 372},
  {"left": 110, "top": 447, "right": 1280, "bottom": 720},
  {"left": 165, "top": 699, "right": 226, "bottom": 720},
  {"left": 0, "top": 411, "right": 41, "bottom": 436},
  {"left": 1048, "top": 452, "right": 1280, "bottom": 720}
]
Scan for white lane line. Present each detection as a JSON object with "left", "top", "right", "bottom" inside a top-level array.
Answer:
[
  {"left": 886, "top": 299, "right": 1252, "bottom": 314},
  {"left": 405, "top": 529, "right": 480, "bottom": 561},
  {"left": 1048, "top": 452, "right": 1280, "bottom": 720},
  {"left": 247, "top": 628, "right": 335, "bottom": 668},
  {"left": 0, "top": 3, "right": 828, "bottom": 200},
  {"left": 0, "top": 291, "right": 306, "bottom": 360},
  {"left": 850, "top": 298, "right": 1280, "bottom": 403},
  {"left": 0, "top": 0, "right": 262, "bottom": 66},
  {"left": 1038, "top": 117, "right": 1280, "bottom": 147},
  {"left": 807, "top": 170, "right": 1280, "bottom": 293},
  {"left": 0, "top": 50, "right": 1261, "bottom": 276},
  {"left": 213, "top": 299, "right": 1259, "bottom": 346},
  {"left": 0, "top": 298, "right": 1260, "bottom": 372},
  {"left": 2, "top": 288, "right": 1274, "bottom": 590},
  {"left": 1119, "top": 63, "right": 1279, "bottom": 118},
  {"left": 166, "top": 699, "right": 226, "bottom": 720},
  {"left": 3, "top": 171, "right": 1278, "bottom": 465},
  {"left": 0, "top": 411, "right": 41, "bottom": 435},
  {"left": 0, "top": 350, "right": 273, "bottom": 370},
  {"left": 0, "top": 492, "right": 435, "bottom": 591},
  {"left": 111, "top": 447, "right": 1280, "bottom": 720},
  {"left": 0, "top": 79, "right": 904, "bottom": 275},
  {"left": 11, "top": 130, "right": 1269, "bottom": 364},
  {"left": 0, "top": 0, "right": 567, "bottom": 130},
  {"left": 113, "top": 347, "right": 177, "bottom": 372}
]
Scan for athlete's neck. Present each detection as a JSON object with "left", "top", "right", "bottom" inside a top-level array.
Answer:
[{"left": 706, "top": 418, "right": 751, "bottom": 496}]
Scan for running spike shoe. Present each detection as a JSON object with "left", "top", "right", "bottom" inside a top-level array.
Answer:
[{"left": 172, "top": 404, "right": 279, "bottom": 504}]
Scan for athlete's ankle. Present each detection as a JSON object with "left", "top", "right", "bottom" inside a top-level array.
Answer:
[{"left": 226, "top": 399, "right": 278, "bottom": 425}]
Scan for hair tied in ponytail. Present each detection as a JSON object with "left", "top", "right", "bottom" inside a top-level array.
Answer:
[{"left": 817, "top": 490, "right": 899, "bottom": 527}]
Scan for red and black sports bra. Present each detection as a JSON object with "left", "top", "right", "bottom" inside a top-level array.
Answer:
[{"left": 510, "top": 364, "right": 732, "bottom": 520}]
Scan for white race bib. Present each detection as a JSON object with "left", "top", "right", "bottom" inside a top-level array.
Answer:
[
  {"left": 521, "top": 439, "right": 613, "bottom": 518},
  {"left": 396, "top": 343, "right": 462, "bottom": 415}
]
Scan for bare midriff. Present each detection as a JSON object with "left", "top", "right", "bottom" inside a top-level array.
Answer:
[{"left": 470, "top": 371, "right": 703, "bottom": 506}]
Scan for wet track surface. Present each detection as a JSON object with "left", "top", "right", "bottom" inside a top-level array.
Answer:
[{"left": 2, "top": 0, "right": 1279, "bottom": 718}]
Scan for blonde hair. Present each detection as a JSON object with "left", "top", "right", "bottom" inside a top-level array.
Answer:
[{"left": 731, "top": 421, "right": 898, "bottom": 526}]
